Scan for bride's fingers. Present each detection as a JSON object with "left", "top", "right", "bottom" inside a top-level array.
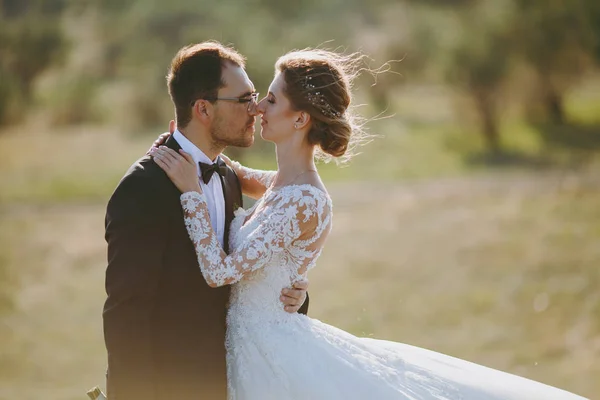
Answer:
[
  {"left": 219, "top": 153, "right": 233, "bottom": 167},
  {"left": 154, "top": 152, "right": 174, "bottom": 169},
  {"left": 164, "top": 148, "right": 196, "bottom": 172},
  {"left": 179, "top": 149, "right": 195, "bottom": 165},
  {"left": 153, "top": 153, "right": 171, "bottom": 172},
  {"left": 291, "top": 279, "right": 309, "bottom": 291},
  {"left": 154, "top": 148, "right": 180, "bottom": 171},
  {"left": 155, "top": 147, "right": 198, "bottom": 184},
  {"left": 157, "top": 147, "right": 194, "bottom": 171},
  {"left": 157, "top": 146, "right": 181, "bottom": 164},
  {"left": 154, "top": 133, "right": 167, "bottom": 147},
  {"left": 159, "top": 132, "right": 170, "bottom": 143},
  {"left": 161, "top": 146, "right": 185, "bottom": 162}
]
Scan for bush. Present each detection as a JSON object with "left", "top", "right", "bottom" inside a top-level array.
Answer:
[{"left": 42, "top": 76, "right": 103, "bottom": 126}]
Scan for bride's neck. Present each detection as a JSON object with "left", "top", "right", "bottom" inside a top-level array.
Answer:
[{"left": 275, "top": 141, "right": 316, "bottom": 183}]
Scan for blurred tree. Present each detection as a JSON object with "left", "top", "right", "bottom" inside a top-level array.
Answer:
[
  {"left": 86, "top": 0, "right": 366, "bottom": 135},
  {"left": 403, "top": 1, "right": 514, "bottom": 154},
  {"left": 0, "top": 0, "right": 68, "bottom": 124},
  {"left": 447, "top": 28, "right": 512, "bottom": 154},
  {"left": 512, "top": 0, "right": 597, "bottom": 125},
  {"left": 3, "top": 0, "right": 599, "bottom": 163},
  {"left": 591, "top": 1, "right": 600, "bottom": 61},
  {"left": 408, "top": 0, "right": 478, "bottom": 5}
]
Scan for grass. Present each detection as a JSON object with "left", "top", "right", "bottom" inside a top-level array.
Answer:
[
  {"left": 312, "top": 174, "right": 599, "bottom": 397},
  {"left": 0, "top": 124, "right": 155, "bottom": 204},
  {"left": 0, "top": 173, "right": 598, "bottom": 399},
  {"left": 0, "top": 87, "right": 599, "bottom": 399}
]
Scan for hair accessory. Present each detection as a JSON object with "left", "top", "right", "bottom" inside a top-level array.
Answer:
[{"left": 302, "top": 76, "right": 342, "bottom": 119}]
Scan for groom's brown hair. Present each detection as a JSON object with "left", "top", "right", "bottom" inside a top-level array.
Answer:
[{"left": 167, "top": 41, "right": 246, "bottom": 128}]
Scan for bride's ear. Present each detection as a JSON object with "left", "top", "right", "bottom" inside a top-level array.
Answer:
[{"left": 294, "top": 112, "right": 311, "bottom": 131}]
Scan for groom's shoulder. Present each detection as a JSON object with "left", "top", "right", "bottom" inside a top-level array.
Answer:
[
  {"left": 109, "top": 155, "right": 169, "bottom": 200},
  {"left": 122, "top": 155, "right": 164, "bottom": 182},
  {"left": 120, "top": 134, "right": 180, "bottom": 182},
  {"left": 126, "top": 154, "right": 163, "bottom": 178}
]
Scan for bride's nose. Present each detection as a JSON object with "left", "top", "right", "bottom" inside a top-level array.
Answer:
[{"left": 256, "top": 97, "right": 267, "bottom": 114}]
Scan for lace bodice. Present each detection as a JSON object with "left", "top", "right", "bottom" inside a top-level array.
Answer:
[{"left": 180, "top": 184, "right": 332, "bottom": 294}]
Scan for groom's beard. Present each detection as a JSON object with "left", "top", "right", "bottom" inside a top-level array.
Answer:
[{"left": 210, "top": 114, "right": 254, "bottom": 149}]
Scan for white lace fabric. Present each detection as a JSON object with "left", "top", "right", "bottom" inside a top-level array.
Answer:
[
  {"left": 180, "top": 184, "right": 332, "bottom": 288},
  {"left": 179, "top": 181, "right": 586, "bottom": 400},
  {"left": 229, "top": 160, "right": 276, "bottom": 189}
]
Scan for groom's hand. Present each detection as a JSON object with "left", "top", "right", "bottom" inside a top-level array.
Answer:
[{"left": 281, "top": 279, "right": 308, "bottom": 313}]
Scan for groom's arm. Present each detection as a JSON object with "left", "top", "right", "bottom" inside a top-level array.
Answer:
[{"left": 103, "top": 172, "right": 166, "bottom": 400}]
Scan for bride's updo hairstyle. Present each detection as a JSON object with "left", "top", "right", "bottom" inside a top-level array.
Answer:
[{"left": 275, "top": 49, "right": 369, "bottom": 163}]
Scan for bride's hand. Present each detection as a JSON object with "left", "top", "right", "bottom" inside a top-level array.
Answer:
[
  {"left": 219, "top": 153, "right": 234, "bottom": 168},
  {"left": 146, "top": 120, "right": 176, "bottom": 155},
  {"left": 151, "top": 146, "right": 201, "bottom": 194}
]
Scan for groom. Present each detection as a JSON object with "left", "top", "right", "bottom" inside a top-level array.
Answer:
[{"left": 103, "top": 41, "right": 308, "bottom": 400}]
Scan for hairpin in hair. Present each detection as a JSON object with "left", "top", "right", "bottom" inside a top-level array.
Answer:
[{"left": 302, "top": 76, "right": 342, "bottom": 119}]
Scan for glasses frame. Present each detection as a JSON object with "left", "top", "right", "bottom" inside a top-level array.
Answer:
[{"left": 191, "top": 92, "right": 259, "bottom": 110}]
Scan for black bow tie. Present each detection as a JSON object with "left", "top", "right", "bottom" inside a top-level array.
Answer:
[{"left": 199, "top": 158, "right": 228, "bottom": 184}]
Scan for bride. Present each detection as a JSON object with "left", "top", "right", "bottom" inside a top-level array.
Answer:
[{"left": 151, "top": 49, "right": 586, "bottom": 400}]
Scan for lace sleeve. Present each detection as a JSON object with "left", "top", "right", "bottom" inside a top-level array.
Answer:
[
  {"left": 180, "top": 186, "right": 332, "bottom": 287},
  {"left": 228, "top": 160, "right": 276, "bottom": 199}
]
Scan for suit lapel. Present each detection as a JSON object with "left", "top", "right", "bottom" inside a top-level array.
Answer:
[
  {"left": 220, "top": 166, "right": 242, "bottom": 254},
  {"left": 165, "top": 134, "right": 182, "bottom": 152}
]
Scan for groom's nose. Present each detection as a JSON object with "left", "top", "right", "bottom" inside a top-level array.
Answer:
[
  {"left": 254, "top": 98, "right": 266, "bottom": 114},
  {"left": 248, "top": 100, "right": 260, "bottom": 116}
]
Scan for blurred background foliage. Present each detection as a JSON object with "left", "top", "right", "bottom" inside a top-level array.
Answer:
[
  {"left": 1, "top": 0, "right": 600, "bottom": 158},
  {"left": 1, "top": 1, "right": 599, "bottom": 399}
]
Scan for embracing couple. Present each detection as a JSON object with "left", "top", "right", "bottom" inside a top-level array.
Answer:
[{"left": 103, "top": 41, "right": 586, "bottom": 400}]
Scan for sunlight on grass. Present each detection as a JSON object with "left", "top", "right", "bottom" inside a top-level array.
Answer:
[
  {"left": 1, "top": 176, "right": 598, "bottom": 399},
  {"left": 0, "top": 124, "right": 155, "bottom": 204},
  {"left": 0, "top": 92, "right": 599, "bottom": 399},
  {"left": 311, "top": 176, "right": 599, "bottom": 397}
]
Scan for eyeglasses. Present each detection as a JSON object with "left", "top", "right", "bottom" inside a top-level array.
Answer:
[{"left": 191, "top": 92, "right": 260, "bottom": 110}]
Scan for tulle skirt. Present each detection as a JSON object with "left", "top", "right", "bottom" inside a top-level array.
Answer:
[{"left": 226, "top": 314, "right": 587, "bottom": 400}]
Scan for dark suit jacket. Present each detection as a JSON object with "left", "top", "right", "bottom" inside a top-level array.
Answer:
[{"left": 103, "top": 136, "right": 308, "bottom": 400}]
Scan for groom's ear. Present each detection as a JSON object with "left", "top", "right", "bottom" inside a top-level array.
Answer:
[{"left": 193, "top": 100, "right": 213, "bottom": 123}]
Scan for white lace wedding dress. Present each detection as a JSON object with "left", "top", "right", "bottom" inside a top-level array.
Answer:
[{"left": 179, "top": 182, "right": 586, "bottom": 400}]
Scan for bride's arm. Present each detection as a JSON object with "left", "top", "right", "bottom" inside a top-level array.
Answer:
[
  {"left": 151, "top": 146, "right": 331, "bottom": 288},
  {"left": 179, "top": 188, "right": 330, "bottom": 287},
  {"left": 220, "top": 154, "right": 276, "bottom": 200}
]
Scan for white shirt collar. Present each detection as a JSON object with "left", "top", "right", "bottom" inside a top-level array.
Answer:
[{"left": 173, "top": 129, "right": 220, "bottom": 170}]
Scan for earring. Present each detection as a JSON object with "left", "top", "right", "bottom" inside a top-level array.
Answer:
[{"left": 294, "top": 124, "right": 299, "bottom": 129}]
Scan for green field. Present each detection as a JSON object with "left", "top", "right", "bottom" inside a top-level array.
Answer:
[{"left": 0, "top": 115, "right": 598, "bottom": 399}]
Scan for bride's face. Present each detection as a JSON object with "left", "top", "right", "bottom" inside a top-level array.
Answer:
[{"left": 257, "top": 73, "right": 298, "bottom": 143}]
